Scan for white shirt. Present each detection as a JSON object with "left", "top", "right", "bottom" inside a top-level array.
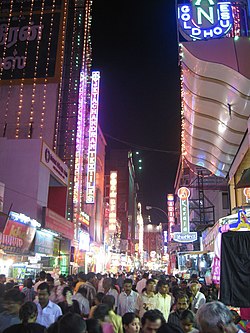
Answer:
[
  {"left": 135, "top": 292, "right": 157, "bottom": 318},
  {"left": 117, "top": 290, "right": 139, "bottom": 316},
  {"left": 72, "top": 293, "right": 90, "bottom": 315},
  {"left": 155, "top": 293, "right": 171, "bottom": 321},
  {"left": 106, "top": 288, "right": 119, "bottom": 308},
  {"left": 191, "top": 291, "right": 206, "bottom": 312},
  {"left": 35, "top": 300, "right": 62, "bottom": 328},
  {"left": 136, "top": 278, "right": 147, "bottom": 294}
]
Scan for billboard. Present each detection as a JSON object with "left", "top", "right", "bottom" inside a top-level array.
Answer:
[
  {"left": 0, "top": 217, "right": 36, "bottom": 253},
  {"left": 0, "top": 0, "right": 63, "bottom": 80}
]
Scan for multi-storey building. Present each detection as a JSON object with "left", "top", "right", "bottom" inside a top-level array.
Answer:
[{"left": 0, "top": 0, "right": 105, "bottom": 274}]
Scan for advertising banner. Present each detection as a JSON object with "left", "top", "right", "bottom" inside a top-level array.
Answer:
[
  {"left": 0, "top": 219, "right": 36, "bottom": 253},
  {"left": 0, "top": 1, "right": 62, "bottom": 80},
  {"left": 34, "top": 230, "right": 54, "bottom": 256},
  {"left": 41, "top": 142, "right": 69, "bottom": 186},
  {"left": 44, "top": 208, "right": 74, "bottom": 240}
]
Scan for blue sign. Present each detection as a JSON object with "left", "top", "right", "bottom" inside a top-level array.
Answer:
[
  {"left": 178, "top": 0, "right": 233, "bottom": 41},
  {"left": 34, "top": 230, "right": 54, "bottom": 256}
]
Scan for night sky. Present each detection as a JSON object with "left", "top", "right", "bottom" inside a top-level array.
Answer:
[{"left": 91, "top": 1, "right": 181, "bottom": 219}]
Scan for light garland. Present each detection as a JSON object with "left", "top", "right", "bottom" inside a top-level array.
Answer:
[
  {"left": 3, "top": 0, "right": 22, "bottom": 136},
  {"left": 40, "top": 0, "right": 56, "bottom": 139},
  {"left": 28, "top": 0, "right": 45, "bottom": 138},
  {"left": 54, "top": 0, "right": 68, "bottom": 150},
  {"left": 16, "top": 0, "right": 35, "bottom": 138}
]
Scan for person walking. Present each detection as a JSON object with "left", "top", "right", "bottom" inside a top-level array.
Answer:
[
  {"left": 0, "top": 289, "right": 24, "bottom": 333},
  {"left": 135, "top": 279, "right": 157, "bottom": 319},
  {"left": 3, "top": 301, "right": 46, "bottom": 333},
  {"left": 155, "top": 279, "right": 171, "bottom": 321},
  {"left": 58, "top": 286, "right": 81, "bottom": 315},
  {"left": 117, "top": 279, "right": 138, "bottom": 316},
  {"left": 103, "top": 278, "right": 119, "bottom": 311},
  {"left": 168, "top": 293, "right": 190, "bottom": 330},
  {"left": 21, "top": 278, "right": 36, "bottom": 302},
  {"left": 196, "top": 301, "right": 244, "bottom": 333},
  {"left": 189, "top": 281, "right": 206, "bottom": 314},
  {"left": 35, "top": 282, "right": 62, "bottom": 328}
]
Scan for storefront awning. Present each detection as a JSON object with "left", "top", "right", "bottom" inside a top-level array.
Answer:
[{"left": 181, "top": 38, "right": 250, "bottom": 178}]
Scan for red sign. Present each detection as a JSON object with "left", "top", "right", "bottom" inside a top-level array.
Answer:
[
  {"left": 0, "top": 219, "right": 36, "bottom": 253},
  {"left": 45, "top": 208, "right": 74, "bottom": 240}
]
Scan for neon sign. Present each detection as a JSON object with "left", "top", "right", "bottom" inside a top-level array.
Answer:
[
  {"left": 86, "top": 71, "right": 101, "bottom": 204},
  {"left": 109, "top": 171, "right": 118, "bottom": 233},
  {"left": 74, "top": 70, "right": 87, "bottom": 222},
  {"left": 178, "top": 0, "right": 233, "bottom": 41},
  {"left": 173, "top": 187, "right": 197, "bottom": 243},
  {"left": 167, "top": 194, "right": 175, "bottom": 242}
]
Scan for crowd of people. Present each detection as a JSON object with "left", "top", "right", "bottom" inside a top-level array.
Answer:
[{"left": 0, "top": 271, "right": 247, "bottom": 333}]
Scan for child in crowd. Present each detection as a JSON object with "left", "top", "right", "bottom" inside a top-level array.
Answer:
[{"left": 180, "top": 310, "right": 199, "bottom": 333}]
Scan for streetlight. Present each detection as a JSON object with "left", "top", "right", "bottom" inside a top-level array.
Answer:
[{"left": 145, "top": 206, "right": 168, "bottom": 219}]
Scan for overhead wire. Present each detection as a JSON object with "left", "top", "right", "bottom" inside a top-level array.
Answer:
[{"left": 104, "top": 133, "right": 181, "bottom": 155}]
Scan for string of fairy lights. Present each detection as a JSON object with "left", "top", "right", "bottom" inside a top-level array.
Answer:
[
  {"left": 180, "top": 43, "right": 216, "bottom": 179},
  {"left": 28, "top": 1, "right": 45, "bottom": 139},
  {"left": 54, "top": 0, "right": 68, "bottom": 151},
  {"left": 68, "top": 2, "right": 81, "bottom": 224},
  {"left": 16, "top": 0, "right": 35, "bottom": 139},
  {"left": 3, "top": 0, "right": 16, "bottom": 136},
  {"left": 40, "top": 0, "right": 56, "bottom": 139},
  {"left": 72, "top": 0, "right": 93, "bottom": 224}
]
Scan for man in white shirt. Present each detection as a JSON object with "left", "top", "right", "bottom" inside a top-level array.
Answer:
[
  {"left": 190, "top": 281, "right": 206, "bottom": 313},
  {"left": 197, "top": 301, "right": 244, "bottom": 333},
  {"left": 117, "top": 278, "right": 139, "bottom": 316},
  {"left": 155, "top": 279, "right": 171, "bottom": 321},
  {"left": 136, "top": 278, "right": 157, "bottom": 318},
  {"left": 35, "top": 282, "right": 62, "bottom": 328},
  {"left": 136, "top": 273, "right": 149, "bottom": 294},
  {"left": 103, "top": 277, "right": 119, "bottom": 310}
]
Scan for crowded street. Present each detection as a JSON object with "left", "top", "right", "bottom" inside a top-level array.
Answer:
[{"left": 1, "top": 0, "right": 250, "bottom": 332}]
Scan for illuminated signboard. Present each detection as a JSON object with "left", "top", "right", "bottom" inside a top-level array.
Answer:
[
  {"left": 167, "top": 194, "right": 175, "bottom": 242},
  {"left": 173, "top": 187, "right": 197, "bottom": 243},
  {"left": 109, "top": 171, "right": 118, "bottom": 233},
  {"left": 243, "top": 188, "right": 250, "bottom": 203},
  {"left": 86, "top": 71, "right": 101, "bottom": 203},
  {"left": 74, "top": 70, "right": 87, "bottom": 212},
  {"left": 178, "top": 0, "right": 233, "bottom": 41}
]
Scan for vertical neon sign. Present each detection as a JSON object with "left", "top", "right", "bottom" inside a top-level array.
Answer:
[
  {"left": 73, "top": 70, "right": 87, "bottom": 237},
  {"left": 86, "top": 71, "right": 101, "bottom": 203},
  {"left": 109, "top": 171, "right": 118, "bottom": 232},
  {"left": 167, "top": 194, "right": 175, "bottom": 243},
  {"left": 173, "top": 187, "right": 197, "bottom": 243}
]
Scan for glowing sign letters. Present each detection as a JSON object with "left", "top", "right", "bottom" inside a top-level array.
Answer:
[
  {"left": 86, "top": 71, "right": 101, "bottom": 204},
  {"left": 178, "top": 0, "right": 233, "bottom": 40},
  {"left": 74, "top": 70, "right": 86, "bottom": 209},
  {"left": 109, "top": 171, "right": 118, "bottom": 233},
  {"left": 173, "top": 187, "right": 197, "bottom": 243},
  {"left": 167, "top": 194, "right": 175, "bottom": 242}
]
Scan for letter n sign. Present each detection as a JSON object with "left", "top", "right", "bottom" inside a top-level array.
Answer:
[{"left": 177, "top": 0, "right": 234, "bottom": 41}]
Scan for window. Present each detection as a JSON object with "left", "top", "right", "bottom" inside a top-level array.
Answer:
[{"left": 222, "top": 192, "right": 229, "bottom": 210}]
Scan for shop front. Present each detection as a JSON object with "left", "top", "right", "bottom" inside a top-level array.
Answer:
[
  {"left": 41, "top": 207, "right": 74, "bottom": 275},
  {"left": 0, "top": 211, "right": 40, "bottom": 281}
]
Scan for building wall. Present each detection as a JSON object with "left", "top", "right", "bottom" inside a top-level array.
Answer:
[{"left": 0, "top": 139, "right": 49, "bottom": 220}]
